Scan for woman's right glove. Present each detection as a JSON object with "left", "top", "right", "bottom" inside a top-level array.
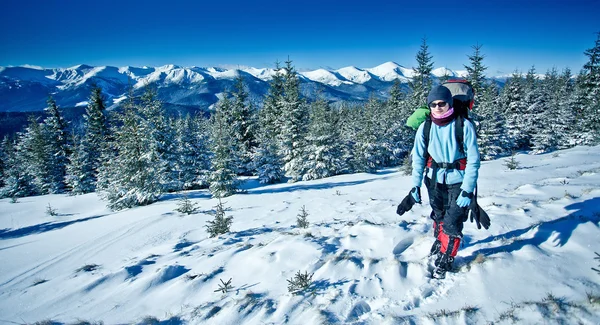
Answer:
[{"left": 396, "top": 187, "right": 421, "bottom": 216}]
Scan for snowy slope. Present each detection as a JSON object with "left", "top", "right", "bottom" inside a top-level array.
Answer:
[{"left": 1, "top": 146, "right": 599, "bottom": 324}]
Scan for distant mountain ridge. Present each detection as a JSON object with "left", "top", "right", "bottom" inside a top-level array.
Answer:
[{"left": 0, "top": 62, "right": 473, "bottom": 113}]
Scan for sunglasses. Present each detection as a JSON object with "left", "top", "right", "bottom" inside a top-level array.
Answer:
[{"left": 429, "top": 101, "right": 448, "bottom": 108}]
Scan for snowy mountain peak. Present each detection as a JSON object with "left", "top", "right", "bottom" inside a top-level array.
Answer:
[
  {"left": 336, "top": 66, "right": 373, "bottom": 84},
  {"left": 367, "top": 61, "right": 411, "bottom": 82},
  {"left": 300, "top": 69, "right": 350, "bottom": 87}
]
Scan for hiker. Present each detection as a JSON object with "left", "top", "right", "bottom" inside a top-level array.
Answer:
[{"left": 397, "top": 85, "right": 481, "bottom": 279}]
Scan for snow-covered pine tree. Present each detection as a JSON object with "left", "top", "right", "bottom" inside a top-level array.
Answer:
[
  {"left": 18, "top": 116, "right": 51, "bottom": 194},
  {"left": 579, "top": 32, "right": 600, "bottom": 144},
  {"left": 175, "top": 115, "right": 211, "bottom": 190},
  {"left": 231, "top": 76, "right": 257, "bottom": 176},
  {"left": 572, "top": 71, "right": 590, "bottom": 145},
  {"left": 0, "top": 136, "right": 37, "bottom": 198},
  {"left": 279, "top": 59, "right": 309, "bottom": 182},
  {"left": 65, "top": 133, "right": 95, "bottom": 195},
  {"left": 556, "top": 68, "right": 577, "bottom": 148},
  {"left": 500, "top": 71, "right": 528, "bottom": 150},
  {"left": 79, "top": 85, "right": 110, "bottom": 192},
  {"left": 477, "top": 82, "right": 508, "bottom": 160},
  {"left": 464, "top": 43, "right": 488, "bottom": 106},
  {"left": 528, "top": 79, "right": 557, "bottom": 154},
  {"left": 383, "top": 80, "right": 414, "bottom": 164},
  {"left": 254, "top": 63, "right": 285, "bottom": 184},
  {"left": 208, "top": 95, "right": 240, "bottom": 198},
  {"left": 351, "top": 96, "right": 386, "bottom": 172},
  {"left": 408, "top": 37, "right": 434, "bottom": 104},
  {"left": 542, "top": 68, "right": 573, "bottom": 149},
  {"left": 303, "top": 97, "right": 345, "bottom": 180},
  {"left": 524, "top": 66, "right": 538, "bottom": 93},
  {"left": 138, "top": 88, "right": 177, "bottom": 192},
  {"left": 337, "top": 102, "right": 360, "bottom": 173},
  {"left": 98, "top": 90, "right": 164, "bottom": 210},
  {"left": 42, "top": 96, "right": 69, "bottom": 193},
  {"left": 0, "top": 136, "right": 6, "bottom": 189}
]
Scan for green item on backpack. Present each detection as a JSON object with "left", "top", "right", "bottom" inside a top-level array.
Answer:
[{"left": 406, "top": 105, "right": 430, "bottom": 130}]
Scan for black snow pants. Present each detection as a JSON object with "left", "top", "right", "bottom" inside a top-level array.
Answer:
[{"left": 424, "top": 177, "right": 468, "bottom": 257}]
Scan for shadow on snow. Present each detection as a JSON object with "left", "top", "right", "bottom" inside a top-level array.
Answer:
[
  {"left": 0, "top": 214, "right": 108, "bottom": 240},
  {"left": 466, "top": 196, "right": 600, "bottom": 260},
  {"left": 245, "top": 175, "right": 395, "bottom": 196}
]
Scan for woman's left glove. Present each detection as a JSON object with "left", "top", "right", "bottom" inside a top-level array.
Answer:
[{"left": 456, "top": 190, "right": 473, "bottom": 208}]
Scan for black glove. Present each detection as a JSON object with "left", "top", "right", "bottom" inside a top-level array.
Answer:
[
  {"left": 396, "top": 187, "right": 421, "bottom": 216},
  {"left": 469, "top": 201, "right": 491, "bottom": 230}
]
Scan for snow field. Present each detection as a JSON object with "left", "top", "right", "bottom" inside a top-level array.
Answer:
[{"left": 0, "top": 146, "right": 599, "bottom": 324}]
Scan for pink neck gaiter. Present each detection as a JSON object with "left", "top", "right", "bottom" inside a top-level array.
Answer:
[
  {"left": 430, "top": 107, "right": 456, "bottom": 126},
  {"left": 431, "top": 107, "right": 454, "bottom": 119}
]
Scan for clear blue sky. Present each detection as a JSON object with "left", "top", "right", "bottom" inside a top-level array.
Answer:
[{"left": 1, "top": 0, "right": 598, "bottom": 75}]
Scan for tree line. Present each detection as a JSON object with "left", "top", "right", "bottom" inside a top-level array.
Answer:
[{"left": 1, "top": 35, "right": 599, "bottom": 209}]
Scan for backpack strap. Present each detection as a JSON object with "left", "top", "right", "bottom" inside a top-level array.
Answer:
[
  {"left": 423, "top": 117, "right": 432, "bottom": 165},
  {"left": 455, "top": 117, "right": 465, "bottom": 156}
]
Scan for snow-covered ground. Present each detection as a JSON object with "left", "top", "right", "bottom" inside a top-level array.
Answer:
[{"left": 1, "top": 146, "right": 599, "bottom": 324}]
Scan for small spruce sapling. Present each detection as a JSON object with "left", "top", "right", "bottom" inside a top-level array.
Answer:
[
  {"left": 46, "top": 203, "right": 58, "bottom": 216},
  {"left": 297, "top": 205, "right": 310, "bottom": 229},
  {"left": 205, "top": 198, "right": 232, "bottom": 237},
  {"left": 400, "top": 154, "right": 413, "bottom": 175},
  {"left": 287, "top": 270, "right": 314, "bottom": 294},
  {"left": 504, "top": 152, "right": 520, "bottom": 170},
  {"left": 175, "top": 194, "right": 199, "bottom": 215}
]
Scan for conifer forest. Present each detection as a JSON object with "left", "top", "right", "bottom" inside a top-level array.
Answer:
[{"left": 1, "top": 35, "right": 599, "bottom": 210}]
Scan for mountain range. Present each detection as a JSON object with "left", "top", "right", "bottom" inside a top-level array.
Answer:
[{"left": 0, "top": 62, "right": 473, "bottom": 114}]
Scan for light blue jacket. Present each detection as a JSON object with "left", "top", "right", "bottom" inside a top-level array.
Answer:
[{"left": 411, "top": 118, "right": 480, "bottom": 193}]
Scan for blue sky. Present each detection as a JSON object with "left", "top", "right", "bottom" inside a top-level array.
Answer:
[{"left": 1, "top": 0, "right": 598, "bottom": 75}]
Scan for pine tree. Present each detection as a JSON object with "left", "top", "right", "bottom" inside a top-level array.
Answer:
[
  {"left": 208, "top": 95, "right": 240, "bottom": 198},
  {"left": 557, "top": 68, "right": 576, "bottom": 148},
  {"left": 138, "top": 88, "right": 177, "bottom": 192},
  {"left": 0, "top": 136, "right": 7, "bottom": 189},
  {"left": 43, "top": 96, "right": 69, "bottom": 193},
  {"left": 580, "top": 32, "right": 600, "bottom": 144},
  {"left": 409, "top": 37, "right": 434, "bottom": 104},
  {"left": 0, "top": 136, "right": 37, "bottom": 198},
  {"left": 98, "top": 90, "right": 163, "bottom": 210},
  {"left": 175, "top": 115, "right": 211, "bottom": 190},
  {"left": 80, "top": 85, "right": 110, "bottom": 192},
  {"left": 477, "top": 82, "right": 508, "bottom": 160},
  {"left": 572, "top": 71, "right": 590, "bottom": 145},
  {"left": 65, "top": 134, "right": 95, "bottom": 194},
  {"left": 383, "top": 80, "right": 414, "bottom": 163},
  {"left": 19, "top": 117, "right": 51, "bottom": 193},
  {"left": 501, "top": 71, "right": 528, "bottom": 150},
  {"left": 231, "top": 76, "right": 257, "bottom": 175},
  {"left": 528, "top": 83, "right": 557, "bottom": 153},
  {"left": 351, "top": 96, "right": 386, "bottom": 172},
  {"left": 303, "top": 98, "right": 345, "bottom": 180},
  {"left": 255, "top": 63, "right": 285, "bottom": 184},
  {"left": 279, "top": 59, "right": 309, "bottom": 182},
  {"left": 464, "top": 43, "right": 488, "bottom": 105}
]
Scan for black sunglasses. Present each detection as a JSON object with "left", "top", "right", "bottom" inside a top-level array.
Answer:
[{"left": 429, "top": 101, "right": 448, "bottom": 108}]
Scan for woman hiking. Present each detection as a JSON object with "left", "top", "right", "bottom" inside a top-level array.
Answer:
[{"left": 399, "top": 85, "right": 481, "bottom": 279}]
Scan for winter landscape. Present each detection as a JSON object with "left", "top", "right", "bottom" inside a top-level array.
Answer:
[
  {"left": 0, "top": 146, "right": 599, "bottom": 324},
  {"left": 1, "top": 1, "right": 600, "bottom": 323}
]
